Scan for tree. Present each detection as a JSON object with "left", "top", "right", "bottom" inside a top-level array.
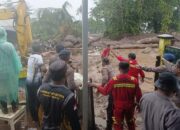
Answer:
[
  {"left": 31, "top": 2, "right": 76, "bottom": 40},
  {"left": 91, "top": 0, "right": 180, "bottom": 39}
]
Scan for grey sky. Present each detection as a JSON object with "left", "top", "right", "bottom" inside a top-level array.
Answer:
[{"left": 2, "top": 0, "right": 95, "bottom": 19}]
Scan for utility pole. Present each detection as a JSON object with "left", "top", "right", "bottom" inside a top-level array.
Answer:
[{"left": 82, "top": 0, "right": 89, "bottom": 129}]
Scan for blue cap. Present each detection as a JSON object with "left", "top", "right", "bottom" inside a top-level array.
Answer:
[{"left": 163, "top": 53, "right": 176, "bottom": 62}]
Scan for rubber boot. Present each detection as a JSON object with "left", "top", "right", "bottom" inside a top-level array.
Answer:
[
  {"left": 11, "top": 101, "right": 18, "bottom": 113},
  {"left": 0, "top": 101, "right": 8, "bottom": 114}
]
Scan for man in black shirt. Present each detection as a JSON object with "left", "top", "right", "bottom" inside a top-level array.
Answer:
[{"left": 38, "top": 60, "right": 81, "bottom": 130}]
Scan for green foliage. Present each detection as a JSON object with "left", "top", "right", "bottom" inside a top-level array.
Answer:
[
  {"left": 92, "top": 0, "right": 180, "bottom": 39},
  {"left": 31, "top": 2, "right": 80, "bottom": 40},
  {"left": 89, "top": 17, "right": 105, "bottom": 33}
]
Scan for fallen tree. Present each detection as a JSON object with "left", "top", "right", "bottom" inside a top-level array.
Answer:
[
  {"left": 113, "top": 44, "right": 158, "bottom": 49},
  {"left": 136, "top": 37, "right": 159, "bottom": 44}
]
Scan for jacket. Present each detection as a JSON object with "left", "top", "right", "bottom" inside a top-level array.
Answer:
[
  {"left": 116, "top": 56, "right": 145, "bottom": 80},
  {"left": 38, "top": 83, "right": 81, "bottom": 130},
  {"left": 140, "top": 91, "right": 180, "bottom": 130},
  {"left": 97, "top": 74, "right": 142, "bottom": 109}
]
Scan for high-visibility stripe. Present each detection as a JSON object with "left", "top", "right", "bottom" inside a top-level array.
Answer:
[
  {"left": 114, "top": 83, "right": 135, "bottom": 88},
  {"left": 40, "top": 90, "right": 65, "bottom": 99}
]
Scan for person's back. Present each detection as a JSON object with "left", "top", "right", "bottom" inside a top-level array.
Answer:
[
  {"left": 91, "top": 62, "right": 142, "bottom": 130},
  {"left": 38, "top": 60, "right": 81, "bottom": 130},
  {"left": 140, "top": 72, "right": 180, "bottom": 130},
  {"left": 27, "top": 53, "right": 43, "bottom": 83},
  {"left": 141, "top": 92, "right": 180, "bottom": 130},
  {"left": 101, "top": 58, "right": 114, "bottom": 85},
  {"left": 101, "top": 44, "right": 111, "bottom": 58},
  {"left": 38, "top": 83, "right": 74, "bottom": 129},
  {"left": 111, "top": 74, "right": 140, "bottom": 108}
]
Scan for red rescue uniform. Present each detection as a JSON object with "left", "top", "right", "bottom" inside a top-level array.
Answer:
[
  {"left": 101, "top": 48, "right": 111, "bottom": 58},
  {"left": 116, "top": 56, "right": 145, "bottom": 81},
  {"left": 97, "top": 74, "right": 142, "bottom": 130}
]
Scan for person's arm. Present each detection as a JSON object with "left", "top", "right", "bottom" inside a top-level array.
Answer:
[
  {"left": 65, "top": 97, "right": 81, "bottom": 130},
  {"left": 111, "top": 50, "right": 118, "bottom": 57},
  {"left": 141, "top": 65, "right": 167, "bottom": 73},
  {"left": 66, "top": 66, "right": 78, "bottom": 90},
  {"left": 101, "top": 68, "right": 109, "bottom": 85},
  {"left": 139, "top": 69, "right": 145, "bottom": 82},
  {"left": 91, "top": 79, "right": 114, "bottom": 95},
  {"left": 111, "top": 50, "right": 128, "bottom": 62},
  {"left": 162, "top": 58, "right": 174, "bottom": 72}
]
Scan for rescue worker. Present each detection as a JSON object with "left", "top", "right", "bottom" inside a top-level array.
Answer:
[
  {"left": 140, "top": 53, "right": 176, "bottom": 73},
  {"left": 90, "top": 62, "right": 142, "bottom": 130},
  {"left": 0, "top": 27, "right": 22, "bottom": 114},
  {"left": 111, "top": 51, "right": 145, "bottom": 82},
  {"left": 38, "top": 60, "right": 81, "bottom": 130},
  {"left": 26, "top": 43, "right": 45, "bottom": 124},
  {"left": 101, "top": 58, "right": 114, "bottom": 130},
  {"left": 101, "top": 44, "right": 111, "bottom": 59},
  {"left": 140, "top": 72, "right": 180, "bottom": 130}
]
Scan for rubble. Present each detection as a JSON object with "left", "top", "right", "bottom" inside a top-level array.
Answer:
[{"left": 142, "top": 47, "right": 153, "bottom": 54}]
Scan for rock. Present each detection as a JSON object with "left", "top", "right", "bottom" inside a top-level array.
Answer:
[
  {"left": 142, "top": 47, "right": 152, "bottom": 54},
  {"left": 64, "top": 35, "right": 78, "bottom": 44},
  {"left": 62, "top": 41, "right": 74, "bottom": 48}
]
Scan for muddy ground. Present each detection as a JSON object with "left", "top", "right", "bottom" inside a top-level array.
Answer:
[
  {"left": 0, "top": 34, "right": 161, "bottom": 130},
  {"left": 87, "top": 48, "right": 157, "bottom": 130}
]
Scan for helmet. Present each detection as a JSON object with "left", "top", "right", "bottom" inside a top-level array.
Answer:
[
  {"left": 128, "top": 53, "right": 136, "bottom": 60},
  {"left": 155, "top": 72, "right": 179, "bottom": 92},
  {"left": 59, "top": 49, "right": 70, "bottom": 61},
  {"left": 163, "top": 53, "right": 176, "bottom": 63}
]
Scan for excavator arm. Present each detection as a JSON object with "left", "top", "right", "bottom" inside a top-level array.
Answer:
[
  {"left": 0, "top": 0, "right": 32, "bottom": 78},
  {"left": 0, "top": 0, "right": 32, "bottom": 59},
  {"left": 0, "top": 9, "right": 15, "bottom": 19}
]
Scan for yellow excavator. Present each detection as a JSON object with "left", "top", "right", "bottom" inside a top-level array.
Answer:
[{"left": 0, "top": 0, "right": 32, "bottom": 78}]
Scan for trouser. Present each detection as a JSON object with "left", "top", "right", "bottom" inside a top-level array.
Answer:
[
  {"left": 113, "top": 107, "right": 135, "bottom": 130},
  {"left": 26, "top": 80, "right": 41, "bottom": 122},
  {"left": 106, "top": 94, "right": 113, "bottom": 130}
]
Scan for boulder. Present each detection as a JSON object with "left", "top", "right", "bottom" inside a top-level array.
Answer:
[
  {"left": 64, "top": 35, "right": 78, "bottom": 44},
  {"left": 62, "top": 41, "right": 74, "bottom": 48},
  {"left": 142, "top": 47, "right": 152, "bottom": 54}
]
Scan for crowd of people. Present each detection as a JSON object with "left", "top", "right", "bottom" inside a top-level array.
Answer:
[
  {"left": 90, "top": 44, "right": 180, "bottom": 130},
  {"left": 0, "top": 26, "right": 180, "bottom": 130}
]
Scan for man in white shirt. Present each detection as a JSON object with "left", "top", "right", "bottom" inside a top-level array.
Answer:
[{"left": 26, "top": 44, "right": 44, "bottom": 125}]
